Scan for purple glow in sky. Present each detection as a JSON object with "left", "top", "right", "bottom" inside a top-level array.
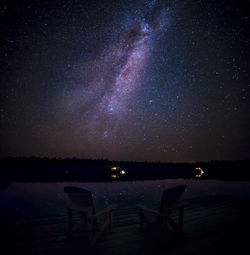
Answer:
[{"left": 1, "top": 0, "right": 249, "bottom": 161}]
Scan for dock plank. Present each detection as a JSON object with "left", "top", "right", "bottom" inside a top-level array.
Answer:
[{"left": 4, "top": 195, "right": 250, "bottom": 255}]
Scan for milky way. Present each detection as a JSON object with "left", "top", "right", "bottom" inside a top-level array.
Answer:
[
  {"left": 65, "top": 6, "right": 169, "bottom": 141},
  {"left": 1, "top": 0, "right": 249, "bottom": 161}
]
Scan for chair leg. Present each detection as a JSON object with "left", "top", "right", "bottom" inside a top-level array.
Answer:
[
  {"left": 109, "top": 211, "right": 113, "bottom": 231},
  {"left": 161, "top": 215, "right": 168, "bottom": 231},
  {"left": 178, "top": 206, "right": 184, "bottom": 233},
  {"left": 86, "top": 216, "right": 94, "bottom": 242},
  {"left": 139, "top": 208, "right": 145, "bottom": 231},
  {"left": 67, "top": 208, "right": 72, "bottom": 232}
]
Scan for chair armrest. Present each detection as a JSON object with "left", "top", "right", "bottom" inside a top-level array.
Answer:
[
  {"left": 91, "top": 204, "right": 117, "bottom": 219},
  {"left": 136, "top": 204, "right": 160, "bottom": 215},
  {"left": 136, "top": 202, "right": 184, "bottom": 216}
]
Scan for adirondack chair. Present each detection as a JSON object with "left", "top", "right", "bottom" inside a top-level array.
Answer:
[
  {"left": 64, "top": 186, "right": 117, "bottom": 246},
  {"left": 136, "top": 185, "right": 186, "bottom": 234}
]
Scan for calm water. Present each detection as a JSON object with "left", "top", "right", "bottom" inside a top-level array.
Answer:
[{"left": 1, "top": 179, "right": 250, "bottom": 226}]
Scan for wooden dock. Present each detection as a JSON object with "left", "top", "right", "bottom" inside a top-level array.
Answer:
[{"left": 4, "top": 194, "right": 250, "bottom": 255}]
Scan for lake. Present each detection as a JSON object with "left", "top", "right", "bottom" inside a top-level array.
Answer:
[{"left": 1, "top": 179, "right": 250, "bottom": 227}]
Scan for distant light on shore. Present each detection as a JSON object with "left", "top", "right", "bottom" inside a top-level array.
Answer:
[
  {"left": 195, "top": 167, "right": 205, "bottom": 178},
  {"left": 109, "top": 166, "right": 126, "bottom": 179},
  {"left": 120, "top": 170, "right": 126, "bottom": 175}
]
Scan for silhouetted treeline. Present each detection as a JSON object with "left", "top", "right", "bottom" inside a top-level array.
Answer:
[
  {"left": 0, "top": 157, "right": 250, "bottom": 183},
  {"left": 196, "top": 160, "right": 250, "bottom": 181}
]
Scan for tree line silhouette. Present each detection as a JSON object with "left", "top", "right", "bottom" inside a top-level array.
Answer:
[{"left": 0, "top": 157, "right": 249, "bottom": 183}]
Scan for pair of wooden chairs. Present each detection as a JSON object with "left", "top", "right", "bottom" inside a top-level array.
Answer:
[{"left": 64, "top": 185, "right": 186, "bottom": 246}]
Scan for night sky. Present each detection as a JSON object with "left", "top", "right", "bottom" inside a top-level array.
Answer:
[{"left": 1, "top": 0, "right": 249, "bottom": 162}]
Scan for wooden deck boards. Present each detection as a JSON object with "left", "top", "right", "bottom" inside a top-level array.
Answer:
[{"left": 4, "top": 195, "right": 250, "bottom": 255}]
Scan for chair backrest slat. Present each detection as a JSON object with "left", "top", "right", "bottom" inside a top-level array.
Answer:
[
  {"left": 64, "top": 186, "right": 94, "bottom": 207},
  {"left": 159, "top": 185, "right": 186, "bottom": 213}
]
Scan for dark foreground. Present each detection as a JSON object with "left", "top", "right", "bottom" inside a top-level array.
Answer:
[{"left": 2, "top": 194, "right": 250, "bottom": 255}]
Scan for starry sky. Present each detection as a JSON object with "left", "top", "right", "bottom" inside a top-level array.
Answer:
[{"left": 0, "top": 0, "right": 249, "bottom": 162}]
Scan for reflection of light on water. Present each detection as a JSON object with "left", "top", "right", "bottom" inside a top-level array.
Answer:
[
  {"left": 109, "top": 166, "right": 126, "bottom": 179},
  {"left": 195, "top": 167, "right": 205, "bottom": 178}
]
